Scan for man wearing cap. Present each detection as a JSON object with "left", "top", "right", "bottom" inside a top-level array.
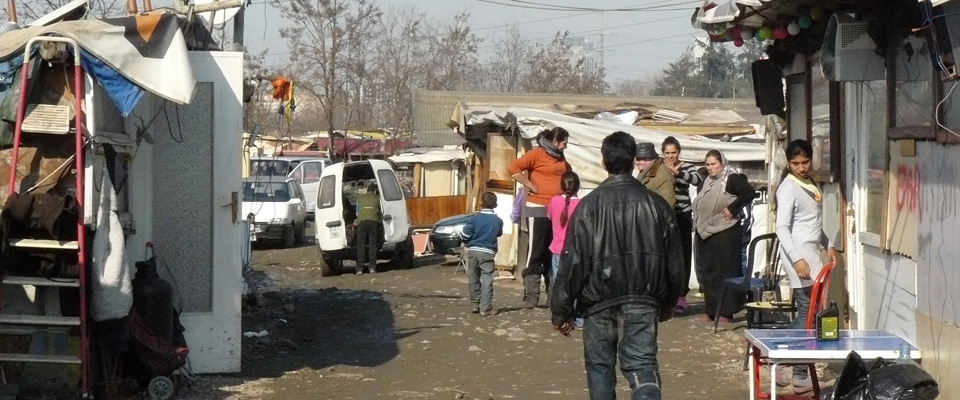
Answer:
[{"left": 635, "top": 142, "right": 676, "bottom": 208}]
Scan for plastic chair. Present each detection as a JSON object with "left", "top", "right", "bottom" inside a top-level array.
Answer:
[
  {"left": 754, "top": 261, "right": 836, "bottom": 400},
  {"left": 714, "top": 233, "right": 781, "bottom": 333},
  {"left": 453, "top": 246, "right": 468, "bottom": 275}
]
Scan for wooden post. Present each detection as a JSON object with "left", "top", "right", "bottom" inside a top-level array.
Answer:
[
  {"left": 142, "top": 0, "right": 152, "bottom": 11},
  {"left": 228, "top": 0, "right": 245, "bottom": 52},
  {"left": 127, "top": 0, "right": 137, "bottom": 15},
  {"left": 412, "top": 163, "right": 422, "bottom": 198}
]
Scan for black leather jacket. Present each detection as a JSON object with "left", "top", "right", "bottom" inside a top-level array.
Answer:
[{"left": 550, "top": 174, "right": 687, "bottom": 326}]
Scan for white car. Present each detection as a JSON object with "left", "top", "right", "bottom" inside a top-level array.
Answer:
[
  {"left": 314, "top": 160, "right": 414, "bottom": 276},
  {"left": 249, "top": 156, "right": 332, "bottom": 215},
  {"left": 242, "top": 176, "right": 308, "bottom": 248}
]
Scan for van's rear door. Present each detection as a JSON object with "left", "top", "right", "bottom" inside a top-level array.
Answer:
[
  {"left": 370, "top": 160, "right": 409, "bottom": 245},
  {"left": 315, "top": 163, "right": 346, "bottom": 251}
]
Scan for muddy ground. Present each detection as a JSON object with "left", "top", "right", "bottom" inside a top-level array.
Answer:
[{"left": 174, "top": 223, "right": 830, "bottom": 399}]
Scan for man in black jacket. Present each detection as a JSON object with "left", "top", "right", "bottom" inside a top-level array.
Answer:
[{"left": 551, "top": 131, "right": 686, "bottom": 400}]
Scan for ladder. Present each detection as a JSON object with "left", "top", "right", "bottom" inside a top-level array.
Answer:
[{"left": 1, "top": 37, "right": 88, "bottom": 396}]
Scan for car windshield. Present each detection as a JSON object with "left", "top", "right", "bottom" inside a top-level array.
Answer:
[
  {"left": 250, "top": 160, "right": 291, "bottom": 176},
  {"left": 242, "top": 182, "right": 291, "bottom": 202}
]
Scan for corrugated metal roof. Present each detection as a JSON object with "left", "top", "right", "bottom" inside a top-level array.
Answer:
[{"left": 413, "top": 90, "right": 763, "bottom": 147}]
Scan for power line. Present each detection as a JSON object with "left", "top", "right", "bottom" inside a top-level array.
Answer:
[
  {"left": 473, "top": 11, "right": 596, "bottom": 31},
  {"left": 476, "top": 14, "right": 688, "bottom": 50},
  {"left": 474, "top": 0, "right": 700, "bottom": 12}
]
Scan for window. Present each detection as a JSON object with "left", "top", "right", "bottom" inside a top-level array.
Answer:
[
  {"left": 787, "top": 75, "right": 808, "bottom": 143},
  {"left": 377, "top": 169, "right": 403, "bottom": 201},
  {"left": 301, "top": 162, "right": 321, "bottom": 184},
  {"left": 863, "top": 81, "right": 888, "bottom": 237},
  {"left": 318, "top": 175, "right": 337, "bottom": 209},
  {"left": 894, "top": 36, "right": 934, "bottom": 128},
  {"left": 242, "top": 182, "right": 290, "bottom": 202}
]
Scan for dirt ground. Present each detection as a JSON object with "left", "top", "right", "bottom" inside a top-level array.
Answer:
[{"left": 174, "top": 223, "right": 829, "bottom": 400}]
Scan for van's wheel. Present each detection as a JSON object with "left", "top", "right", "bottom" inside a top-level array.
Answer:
[
  {"left": 147, "top": 376, "right": 175, "bottom": 400},
  {"left": 294, "top": 222, "right": 306, "bottom": 245},
  {"left": 319, "top": 253, "right": 338, "bottom": 277},
  {"left": 392, "top": 236, "right": 415, "bottom": 269},
  {"left": 283, "top": 225, "right": 296, "bottom": 248}
]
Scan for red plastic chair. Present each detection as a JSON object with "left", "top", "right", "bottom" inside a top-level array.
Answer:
[{"left": 753, "top": 261, "right": 836, "bottom": 400}]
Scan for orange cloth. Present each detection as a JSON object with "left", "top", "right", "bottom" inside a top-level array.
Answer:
[{"left": 507, "top": 147, "right": 571, "bottom": 206}]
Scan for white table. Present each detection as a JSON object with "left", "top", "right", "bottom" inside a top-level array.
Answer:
[{"left": 744, "top": 329, "right": 921, "bottom": 400}]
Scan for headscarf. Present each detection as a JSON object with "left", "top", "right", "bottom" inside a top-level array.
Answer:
[
  {"left": 709, "top": 152, "right": 739, "bottom": 187},
  {"left": 538, "top": 136, "right": 564, "bottom": 160}
]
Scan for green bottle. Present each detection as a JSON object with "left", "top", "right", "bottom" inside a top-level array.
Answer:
[{"left": 816, "top": 301, "right": 840, "bottom": 341}]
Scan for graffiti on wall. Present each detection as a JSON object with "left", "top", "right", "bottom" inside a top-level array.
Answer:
[
  {"left": 885, "top": 142, "right": 919, "bottom": 258},
  {"left": 916, "top": 141, "right": 960, "bottom": 326}
]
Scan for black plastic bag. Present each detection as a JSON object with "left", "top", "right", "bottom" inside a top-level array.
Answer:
[{"left": 821, "top": 351, "right": 939, "bottom": 400}]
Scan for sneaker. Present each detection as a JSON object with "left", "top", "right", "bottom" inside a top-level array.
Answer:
[
  {"left": 792, "top": 375, "right": 814, "bottom": 394},
  {"left": 675, "top": 297, "right": 688, "bottom": 315},
  {"left": 369, "top": 268, "right": 378, "bottom": 274},
  {"left": 481, "top": 308, "right": 499, "bottom": 317},
  {"left": 355, "top": 271, "right": 364, "bottom": 275},
  {"left": 774, "top": 367, "right": 792, "bottom": 387},
  {"left": 471, "top": 305, "right": 480, "bottom": 314}
]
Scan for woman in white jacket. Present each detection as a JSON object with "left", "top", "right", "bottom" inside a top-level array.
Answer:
[{"left": 775, "top": 139, "right": 837, "bottom": 394}]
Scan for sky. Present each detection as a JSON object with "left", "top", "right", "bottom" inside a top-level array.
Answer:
[{"left": 240, "top": 0, "right": 707, "bottom": 83}]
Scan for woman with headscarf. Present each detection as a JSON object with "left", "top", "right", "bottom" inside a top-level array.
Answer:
[
  {"left": 692, "top": 150, "right": 756, "bottom": 322},
  {"left": 508, "top": 127, "right": 571, "bottom": 308}
]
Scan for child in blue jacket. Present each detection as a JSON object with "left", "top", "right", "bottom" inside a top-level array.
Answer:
[{"left": 460, "top": 192, "right": 504, "bottom": 316}]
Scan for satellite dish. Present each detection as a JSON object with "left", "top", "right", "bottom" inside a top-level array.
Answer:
[{"left": 194, "top": 0, "right": 242, "bottom": 27}]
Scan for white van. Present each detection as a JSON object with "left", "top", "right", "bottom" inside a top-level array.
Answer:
[
  {"left": 249, "top": 156, "right": 332, "bottom": 215},
  {"left": 314, "top": 160, "right": 414, "bottom": 276}
]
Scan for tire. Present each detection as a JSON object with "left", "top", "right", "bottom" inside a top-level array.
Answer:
[
  {"left": 282, "top": 225, "right": 296, "bottom": 248},
  {"left": 392, "top": 236, "right": 415, "bottom": 269},
  {"left": 147, "top": 376, "right": 175, "bottom": 400},
  {"left": 294, "top": 221, "right": 306, "bottom": 245},
  {"left": 319, "top": 252, "right": 337, "bottom": 277}
]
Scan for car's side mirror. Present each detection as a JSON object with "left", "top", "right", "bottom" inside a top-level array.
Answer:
[{"left": 290, "top": 197, "right": 302, "bottom": 205}]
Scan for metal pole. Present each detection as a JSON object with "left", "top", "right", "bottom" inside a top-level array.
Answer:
[
  {"left": 6, "top": 0, "right": 16, "bottom": 23},
  {"left": 127, "top": 0, "right": 138, "bottom": 15}
]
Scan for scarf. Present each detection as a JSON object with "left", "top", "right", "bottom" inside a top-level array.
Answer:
[
  {"left": 787, "top": 174, "right": 822, "bottom": 203},
  {"left": 538, "top": 136, "right": 564, "bottom": 160}
]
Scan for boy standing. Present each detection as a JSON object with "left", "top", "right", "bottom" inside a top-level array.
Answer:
[{"left": 460, "top": 192, "right": 504, "bottom": 316}]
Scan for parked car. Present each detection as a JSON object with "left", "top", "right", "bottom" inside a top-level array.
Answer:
[
  {"left": 429, "top": 213, "right": 473, "bottom": 255},
  {"left": 242, "top": 176, "right": 308, "bottom": 248},
  {"left": 249, "top": 155, "right": 332, "bottom": 215},
  {"left": 313, "top": 160, "right": 414, "bottom": 276}
]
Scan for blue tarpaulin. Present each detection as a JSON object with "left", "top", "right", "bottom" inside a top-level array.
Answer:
[{"left": 79, "top": 50, "right": 143, "bottom": 117}]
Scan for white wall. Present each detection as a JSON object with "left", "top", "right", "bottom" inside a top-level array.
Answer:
[{"left": 858, "top": 246, "right": 918, "bottom": 343}]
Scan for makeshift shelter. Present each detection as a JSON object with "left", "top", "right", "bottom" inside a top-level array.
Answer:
[
  {"left": 0, "top": 6, "right": 244, "bottom": 398},
  {"left": 389, "top": 146, "right": 468, "bottom": 227}
]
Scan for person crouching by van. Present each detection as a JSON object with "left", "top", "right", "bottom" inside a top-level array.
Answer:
[
  {"left": 460, "top": 192, "right": 504, "bottom": 316},
  {"left": 356, "top": 184, "right": 382, "bottom": 275}
]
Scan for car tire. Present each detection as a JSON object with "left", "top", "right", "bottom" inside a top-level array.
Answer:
[
  {"left": 295, "top": 221, "right": 306, "bottom": 245},
  {"left": 283, "top": 225, "right": 296, "bottom": 248},
  {"left": 319, "top": 253, "right": 338, "bottom": 277}
]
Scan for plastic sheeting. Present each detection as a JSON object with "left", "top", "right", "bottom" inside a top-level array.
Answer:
[{"left": 460, "top": 106, "right": 766, "bottom": 190}]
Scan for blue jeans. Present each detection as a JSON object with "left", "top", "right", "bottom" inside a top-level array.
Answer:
[
  {"left": 789, "top": 286, "right": 813, "bottom": 380},
  {"left": 583, "top": 304, "right": 662, "bottom": 400},
  {"left": 467, "top": 250, "right": 496, "bottom": 311}
]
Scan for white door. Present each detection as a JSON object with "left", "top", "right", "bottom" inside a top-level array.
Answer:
[
  {"left": 315, "top": 163, "right": 346, "bottom": 251},
  {"left": 370, "top": 160, "right": 409, "bottom": 247},
  {"left": 291, "top": 161, "right": 322, "bottom": 213},
  {"left": 135, "top": 52, "right": 243, "bottom": 373}
]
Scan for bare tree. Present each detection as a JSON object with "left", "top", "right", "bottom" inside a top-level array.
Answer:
[
  {"left": 4, "top": 0, "right": 124, "bottom": 22},
  {"left": 613, "top": 74, "right": 659, "bottom": 96},
  {"left": 482, "top": 23, "right": 531, "bottom": 92},
  {"left": 367, "top": 6, "right": 431, "bottom": 135},
  {"left": 521, "top": 31, "right": 607, "bottom": 94},
  {"left": 420, "top": 13, "right": 482, "bottom": 91},
  {"left": 273, "top": 0, "right": 382, "bottom": 160}
]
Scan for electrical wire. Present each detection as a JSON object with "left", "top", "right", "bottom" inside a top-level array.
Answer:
[
  {"left": 935, "top": 80, "right": 959, "bottom": 139},
  {"left": 474, "top": 0, "right": 700, "bottom": 12}
]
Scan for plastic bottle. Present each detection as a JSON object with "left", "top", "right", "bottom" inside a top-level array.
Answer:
[
  {"left": 816, "top": 300, "right": 840, "bottom": 341},
  {"left": 896, "top": 343, "right": 920, "bottom": 366}
]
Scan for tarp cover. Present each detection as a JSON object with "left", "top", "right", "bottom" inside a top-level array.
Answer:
[
  {"left": 389, "top": 147, "right": 466, "bottom": 164},
  {"left": 0, "top": 11, "right": 196, "bottom": 106},
  {"left": 460, "top": 106, "right": 766, "bottom": 190}
]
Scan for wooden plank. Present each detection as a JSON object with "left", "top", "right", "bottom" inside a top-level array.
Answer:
[
  {"left": 406, "top": 195, "right": 467, "bottom": 227},
  {"left": 8, "top": 239, "right": 79, "bottom": 250},
  {"left": 0, "top": 315, "right": 80, "bottom": 326},
  {"left": 486, "top": 133, "right": 517, "bottom": 183},
  {"left": 0, "top": 353, "right": 81, "bottom": 364},
  {"left": 3, "top": 276, "right": 80, "bottom": 287}
]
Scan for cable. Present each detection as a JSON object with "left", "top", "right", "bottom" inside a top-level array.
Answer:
[
  {"left": 935, "top": 80, "right": 959, "bottom": 139},
  {"left": 474, "top": 0, "right": 699, "bottom": 12}
]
